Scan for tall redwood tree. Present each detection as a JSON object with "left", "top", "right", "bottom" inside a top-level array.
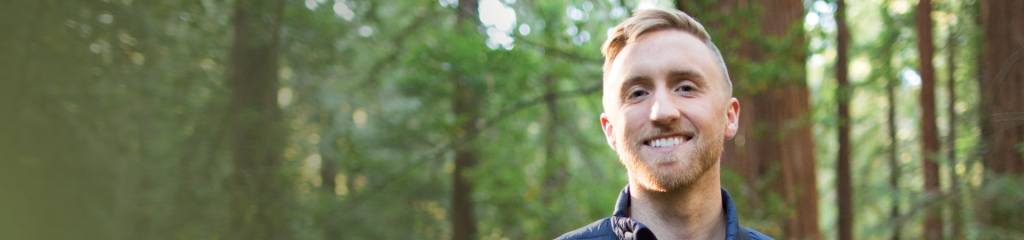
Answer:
[
  {"left": 676, "top": 1, "right": 820, "bottom": 238},
  {"left": 225, "top": 0, "right": 289, "bottom": 238},
  {"left": 836, "top": 0, "right": 853, "bottom": 239},
  {"left": 452, "top": 0, "right": 481, "bottom": 239},
  {"left": 979, "top": 0, "right": 1024, "bottom": 232},
  {"left": 914, "top": 0, "right": 943, "bottom": 239}
]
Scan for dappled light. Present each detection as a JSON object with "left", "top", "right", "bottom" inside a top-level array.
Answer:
[{"left": 1, "top": 0, "right": 1021, "bottom": 239}]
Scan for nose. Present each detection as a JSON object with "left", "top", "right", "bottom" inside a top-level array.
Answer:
[{"left": 649, "top": 92, "right": 680, "bottom": 126}]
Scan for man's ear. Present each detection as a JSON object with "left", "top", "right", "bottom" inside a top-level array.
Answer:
[
  {"left": 600, "top": 113, "right": 616, "bottom": 150},
  {"left": 724, "top": 98, "right": 740, "bottom": 140}
]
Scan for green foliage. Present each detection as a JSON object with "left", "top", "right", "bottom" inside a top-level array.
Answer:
[{"left": 0, "top": 0, "right": 1010, "bottom": 239}]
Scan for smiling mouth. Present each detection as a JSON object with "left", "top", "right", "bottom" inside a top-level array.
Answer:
[{"left": 642, "top": 133, "right": 694, "bottom": 148}]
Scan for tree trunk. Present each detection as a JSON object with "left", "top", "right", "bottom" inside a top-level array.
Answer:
[
  {"left": 914, "top": 0, "right": 943, "bottom": 239},
  {"left": 676, "top": 1, "right": 820, "bottom": 239},
  {"left": 880, "top": 4, "right": 902, "bottom": 239},
  {"left": 452, "top": 1, "right": 480, "bottom": 240},
  {"left": 885, "top": 55, "right": 901, "bottom": 240},
  {"left": 836, "top": 0, "right": 853, "bottom": 239},
  {"left": 538, "top": 6, "right": 569, "bottom": 237},
  {"left": 320, "top": 111, "right": 338, "bottom": 194},
  {"left": 979, "top": 1, "right": 1024, "bottom": 175},
  {"left": 945, "top": 28, "right": 963, "bottom": 240},
  {"left": 316, "top": 110, "right": 342, "bottom": 239},
  {"left": 979, "top": 0, "right": 1024, "bottom": 231},
  {"left": 225, "top": 0, "right": 288, "bottom": 239},
  {"left": 542, "top": 73, "right": 568, "bottom": 238}
]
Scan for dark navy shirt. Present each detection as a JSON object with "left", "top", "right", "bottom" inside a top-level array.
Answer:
[{"left": 556, "top": 186, "right": 772, "bottom": 240}]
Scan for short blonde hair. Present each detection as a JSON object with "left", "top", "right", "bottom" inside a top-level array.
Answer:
[{"left": 601, "top": 8, "right": 732, "bottom": 94}]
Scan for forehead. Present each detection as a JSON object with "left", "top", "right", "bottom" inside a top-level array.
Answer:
[{"left": 605, "top": 30, "right": 722, "bottom": 87}]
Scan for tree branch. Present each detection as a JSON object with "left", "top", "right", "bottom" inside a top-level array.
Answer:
[
  {"left": 357, "top": 9, "right": 437, "bottom": 88},
  {"left": 345, "top": 81, "right": 602, "bottom": 203},
  {"left": 515, "top": 35, "right": 603, "bottom": 64}
]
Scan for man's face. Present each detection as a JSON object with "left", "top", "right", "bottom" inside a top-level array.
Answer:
[{"left": 600, "top": 30, "right": 739, "bottom": 192}]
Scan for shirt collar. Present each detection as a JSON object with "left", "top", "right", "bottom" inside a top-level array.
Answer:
[{"left": 611, "top": 185, "right": 745, "bottom": 240}]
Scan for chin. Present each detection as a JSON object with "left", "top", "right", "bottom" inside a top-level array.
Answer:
[
  {"left": 653, "top": 162, "right": 704, "bottom": 190},
  {"left": 629, "top": 156, "right": 706, "bottom": 192}
]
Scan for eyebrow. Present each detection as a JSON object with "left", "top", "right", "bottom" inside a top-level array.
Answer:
[
  {"left": 620, "top": 68, "right": 706, "bottom": 89},
  {"left": 621, "top": 75, "right": 653, "bottom": 89},
  {"left": 667, "top": 69, "right": 705, "bottom": 83}
]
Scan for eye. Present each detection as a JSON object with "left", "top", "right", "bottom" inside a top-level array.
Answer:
[
  {"left": 675, "top": 83, "right": 696, "bottom": 96},
  {"left": 628, "top": 88, "right": 649, "bottom": 99}
]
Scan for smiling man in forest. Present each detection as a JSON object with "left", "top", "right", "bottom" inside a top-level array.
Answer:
[{"left": 557, "top": 8, "right": 771, "bottom": 240}]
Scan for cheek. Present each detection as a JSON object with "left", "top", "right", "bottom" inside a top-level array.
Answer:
[
  {"left": 618, "top": 110, "right": 646, "bottom": 137},
  {"left": 684, "top": 102, "right": 721, "bottom": 130}
]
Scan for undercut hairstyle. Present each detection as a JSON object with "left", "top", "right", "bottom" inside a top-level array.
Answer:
[{"left": 601, "top": 8, "right": 733, "bottom": 95}]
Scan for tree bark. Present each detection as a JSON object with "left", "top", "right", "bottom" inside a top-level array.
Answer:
[
  {"left": 979, "top": 0, "right": 1024, "bottom": 231},
  {"left": 320, "top": 111, "right": 338, "bottom": 194},
  {"left": 836, "top": 0, "right": 853, "bottom": 239},
  {"left": 885, "top": 55, "right": 901, "bottom": 240},
  {"left": 980, "top": 0, "right": 1024, "bottom": 175},
  {"left": 880, "top": 4, "right": 901, "bottom": 239},
  {"left": 676, "top": 1, "right": 820, "bottom": 239},
  {"left": 537, "top": 6, "right": 570, "bottom": 237},
  {"left": 452, "top": 1, "right": 480, "bottom": 239},
  {"left": 914, "top": 0, "right": 943, "bottom": 239},
  {"left": 542, "top": 74, "right": 568, "bottom": 237},
  {"left": 945, "top": 28, "right": 963, "bottom": 240},
  {"left": 225, "top": 0, "right": 288, "bottom": 239}
]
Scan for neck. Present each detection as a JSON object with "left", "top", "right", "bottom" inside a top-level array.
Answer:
[{"left": 629, "top": 163, "right": 726, "bottom": 240}]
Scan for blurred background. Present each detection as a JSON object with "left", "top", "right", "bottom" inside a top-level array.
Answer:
[{"left": 1, "top": 0, "right": 1021, "bottom": 239}]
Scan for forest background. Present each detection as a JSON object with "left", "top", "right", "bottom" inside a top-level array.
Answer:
[{"left": 1, "top": 0, "right": 1022, "bottom": 239}]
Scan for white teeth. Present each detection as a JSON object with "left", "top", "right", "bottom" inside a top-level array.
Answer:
[{"left": 649, "top": 137, "right": 682, "bottom": 147}]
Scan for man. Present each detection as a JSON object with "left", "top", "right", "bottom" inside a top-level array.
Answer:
[{"left": 557, "top": 8, "right": 771, "bottom": 240}]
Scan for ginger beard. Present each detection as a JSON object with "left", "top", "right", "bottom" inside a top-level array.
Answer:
[{"left": 614, "top": 118, "right": 724, "bottom": 192}]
